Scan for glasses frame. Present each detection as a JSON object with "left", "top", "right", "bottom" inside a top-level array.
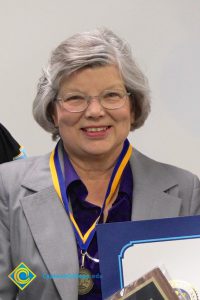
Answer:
[{"left": 56, "top": 89, "right": 131, "bottom": 113}]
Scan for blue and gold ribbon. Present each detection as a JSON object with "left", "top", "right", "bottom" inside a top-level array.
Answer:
[{"left": 49, "top": 139, "right": 132, "bottom": 250}]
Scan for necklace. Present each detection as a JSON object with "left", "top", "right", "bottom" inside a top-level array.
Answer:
[
  {"left": 78, "top": 251, "right": 94, "bottom": 295},
  {"left": 50, "top": 139, "right": 132, "bottom": 295}
]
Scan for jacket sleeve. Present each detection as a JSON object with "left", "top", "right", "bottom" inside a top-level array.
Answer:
[
  {"left": 190, "top": 174, "right": 200, "bottom": 215},
  {"left": 0, "top": 169, "right": 18, "bottom": 299}
]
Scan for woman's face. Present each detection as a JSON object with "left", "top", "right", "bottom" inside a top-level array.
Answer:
[{"left": 52, "top": 65, "right": 134, "bottom": 160}]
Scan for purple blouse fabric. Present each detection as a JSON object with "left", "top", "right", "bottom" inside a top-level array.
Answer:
[{"left": 64, "top": 154, "right": 133, "bottom": 300}]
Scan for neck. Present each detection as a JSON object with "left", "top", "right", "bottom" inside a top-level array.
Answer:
[
  {"left": 62, "top": 143, "right": 125, "bottom": 207},
  {"left": 70, "top": 152, "right": 120, "bottom": 207},
  {"left": 70, "top": 154, "right": 119, "bottom": 181},
  {"left": 63, "top": 146, "right": 123, "bottom": 181}
]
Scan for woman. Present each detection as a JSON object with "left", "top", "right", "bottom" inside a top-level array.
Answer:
[{"left": 0, "top": 28, "right": 199, "bottom": 300}]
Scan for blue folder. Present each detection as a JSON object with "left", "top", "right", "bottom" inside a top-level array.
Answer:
[{"left": 96, "top": 215, "right": 200, "bottom": 299}]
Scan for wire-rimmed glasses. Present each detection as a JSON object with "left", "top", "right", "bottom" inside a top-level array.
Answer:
[{"left": 56, "top": 89, "right": 131, "bottom": 113}]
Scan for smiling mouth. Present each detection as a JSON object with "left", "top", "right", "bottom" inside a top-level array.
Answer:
[{"left": 81, "top": 126, "right": 111, "bottom": 132}]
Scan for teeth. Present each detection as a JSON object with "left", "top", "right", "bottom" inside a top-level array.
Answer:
[{"left": 85, "top": 127, "right": 107, "bottom": 132}]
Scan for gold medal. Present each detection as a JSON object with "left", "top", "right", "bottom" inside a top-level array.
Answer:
[
  {"left": 78, "top": 267, "right": 94, "bottom": 295},
  {"left": 78, "top": 250, "right": 94, "bottom": 295}
]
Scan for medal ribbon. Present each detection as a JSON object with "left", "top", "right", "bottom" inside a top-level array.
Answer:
[{"left": 49, "top": 138, "right": 132, "bottom": 251}]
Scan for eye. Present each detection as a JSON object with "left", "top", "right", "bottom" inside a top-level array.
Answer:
[
  {"left": 103, "top": 90, "right": 122, "bottom": 100},
  {"left": 63, "top": 94, "right": 85, "bottom": 102}
]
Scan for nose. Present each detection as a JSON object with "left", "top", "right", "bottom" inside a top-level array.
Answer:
[{"left": 84, "top": 97, "right": 105, "bottom": 118}]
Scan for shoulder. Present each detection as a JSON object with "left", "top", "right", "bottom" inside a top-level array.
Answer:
[
  {"left": 130, "top": 148, "right": 200, "bottom": 190},
  {"left": 0, "top": 153, "right": 50, "bottom": 188},
  {"left": 130, "top": 148, "right": 200, "bottom": 216}
]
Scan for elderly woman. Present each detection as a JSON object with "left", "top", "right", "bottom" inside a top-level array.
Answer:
[{"left": 0, "top": 28, "right": 199, "bottom": 300}]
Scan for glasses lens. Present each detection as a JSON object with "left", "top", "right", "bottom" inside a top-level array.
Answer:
[
  {"left": 101, "top": 90, "right": 126, "bottom": 109},
  {"left": 62, "top": 93, "right": 87, "bottom": 112},
  {"left": 59, "top": 90, "right": 129, "bottom": 112}
]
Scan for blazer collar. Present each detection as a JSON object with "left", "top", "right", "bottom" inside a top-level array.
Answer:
[
  {"left": 21, "top": 141, "right": 64, "bottom": 192},
  {"left": 130, "top": 149, "right": 182, "bottom": 220},
  {"left": 20, "top": 186, "right": 79, "bottom": 300},
  {"left": 21, "top": 145, "right": 183, "bottom": 221}
]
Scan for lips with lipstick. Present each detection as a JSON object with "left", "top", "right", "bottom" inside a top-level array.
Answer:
[
  {"left": 82, "top": 126, "right": 111, "bottom": 132},
  {"left": 81, "top": 126, "right": 111, "bottom": 136}
]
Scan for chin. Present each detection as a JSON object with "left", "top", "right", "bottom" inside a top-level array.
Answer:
[
  {"left": 83, "top": 148, "right": 111, "bottom": 157},
  {"left": 82, "top": 143, "right": 120, "bottom": 158}
]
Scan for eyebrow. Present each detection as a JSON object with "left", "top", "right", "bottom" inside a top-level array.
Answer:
[
  {"left": 103, "top": 83, "right": 126, "bottom": 90},
  {"left": 61, "top": 83, "right": 126, "bottom": 94}
]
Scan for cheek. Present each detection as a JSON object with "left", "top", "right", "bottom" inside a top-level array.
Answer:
[
  {"left": 124, "top": 112, "right": 133, "bottom": 133},
  {"left": 112, "top": 111, "right": 132, "bottom": 137},
  {"left": 119, "top": 108, "right": 133, "bottom": 128},
  {"left": 53, "top": 108, "right": 80, "bottom": 128},
  {"left": 59, "top": 117, "right": 78, "bottom": 131}
]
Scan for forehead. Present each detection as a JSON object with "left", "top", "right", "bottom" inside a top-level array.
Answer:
[{"left": 59, "top": 65, "right": 125, "bottom": 93}]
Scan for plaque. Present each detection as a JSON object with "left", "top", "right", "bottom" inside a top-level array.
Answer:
[{"left": 107, "top": 268, "right": 180, "bottom": 300}]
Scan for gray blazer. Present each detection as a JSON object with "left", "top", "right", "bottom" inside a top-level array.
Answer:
[{"left": 0, "top": 148, "right": 200, "bottom": 300}]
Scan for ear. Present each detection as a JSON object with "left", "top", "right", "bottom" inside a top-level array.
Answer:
[
  {"left": 130, "top": 113, "right": 135, "bottom": 130},
  {"left": 48, "top": 102, "right": 58, "bottom": 127},
  {"left": 52, "top": 115, "right": 58, "bottom": 127},
  {"left": 131, "top": 110, "right": 134, "bottom": 124}
]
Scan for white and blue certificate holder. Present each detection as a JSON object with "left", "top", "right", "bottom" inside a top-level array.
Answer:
[{"left": 96, "top": 215, "right": 200, "bottom": 299}]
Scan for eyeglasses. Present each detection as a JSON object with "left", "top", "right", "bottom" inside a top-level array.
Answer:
[{"left": 56, "top": 89, "right": 131, "bottom": 113}]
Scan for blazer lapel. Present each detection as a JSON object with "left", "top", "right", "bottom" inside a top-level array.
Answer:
[
  {"left": 20, "top": 148, "right": 79, "bottom": 300},
  {"left": 20, "top": 186, "right": 79, "bottom": 300},
  {"left": 131, "top": 183, "right": 182, "bottom": 220},
  {"left": 130, "top": 149, "right": 182, "bottom": 221}
]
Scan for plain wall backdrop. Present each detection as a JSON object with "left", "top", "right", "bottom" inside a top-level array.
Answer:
[{"left": 0, "top": 0, "right": 199, "bottom": 177}]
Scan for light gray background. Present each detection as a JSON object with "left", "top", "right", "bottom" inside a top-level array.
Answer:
[{"left": 0, "top": 0, "right": 199, "bottom": 177}]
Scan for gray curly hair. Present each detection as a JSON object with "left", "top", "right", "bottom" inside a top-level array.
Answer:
[{"left": 33, "top": 28, "right": 151, "bottom": 140}]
